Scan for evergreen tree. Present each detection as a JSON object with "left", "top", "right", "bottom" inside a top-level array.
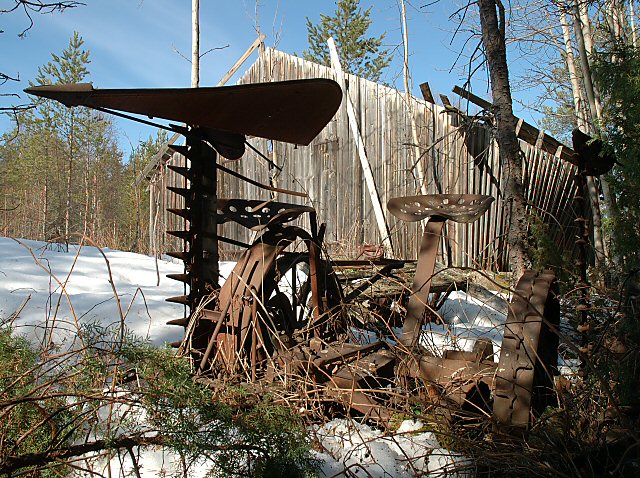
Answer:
[
  {"left": 1, "top": 32, "right": 126, "bottom": 248},
  {"left": 303, "top": 0, "right": 391, "bottom": 82},
  {"left": 32, "top": 31, "right": 91, "bottom": 245},
  {"left": 537, "top": 65, "right": 578, "bottom": 144},
  {"left": 592, "top": 43, "right": 640, "bottom": 271}
]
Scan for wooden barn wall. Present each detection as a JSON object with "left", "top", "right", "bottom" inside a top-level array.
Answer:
[{"left": 153, "top": 48, "right": 579, "bottom": 271}]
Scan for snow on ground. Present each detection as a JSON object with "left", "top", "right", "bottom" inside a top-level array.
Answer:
[
  {"left": 353, "top": 290, "right": 508, "bottom": 363},
  {"left": 0, "top": 237, "right": 186, "bottom": 346},
  {"left": 313, "top": 419, "right": 472, "bottom": 478},
  {"left": 0, "top": 236, "right": 569, "bottom": 476},
  {"left": 421, "top": 290, "right": 508, "bottom": 362}
]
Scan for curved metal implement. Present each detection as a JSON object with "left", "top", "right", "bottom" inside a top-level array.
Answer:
[
  {"left": 387, "top": 194, "right": 494, "bottom": 223},
  {"left": 25, "top": 79, "right": 342, "bottom": 146}
]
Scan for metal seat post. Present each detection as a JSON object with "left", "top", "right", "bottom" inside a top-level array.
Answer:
[{"left": 387, "top": 194, "right": 494, "bottom": 347}]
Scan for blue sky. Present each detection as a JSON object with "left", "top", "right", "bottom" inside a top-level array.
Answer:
[{"left": 1, "top": 1, "right": 540, "bottom": 154}]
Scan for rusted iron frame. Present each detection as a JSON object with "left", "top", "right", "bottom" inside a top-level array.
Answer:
[
  {"left": 197, "top": 228, "right": 296, "bottom": 373},
  {"left": 216, "top": 163, "right": 306, "bottom": 198},
  {"left": 296, "top": 194, "right": 498, "bottom": 422},
  {"left": 493, "top": 270, "right": 559, "bottom": 429},
  {"left": 189, "top": 130, "right": 220, "bottom": 294},
  {"left": 573, "top": 155, "right": 592, "bottom": 373},
  {"left": 163, "top": 130, "right": 221, "bottom": 356},
  {"left": 413, "top": 355, "right": 496, "bottom": 409},
  {"left": 250, "top": 285, "right": 259, "bottom": 382},
  {"left": 243, "top": 138, "right": 283, "bottom": 172},
  {"left": 25, "top": 79, "right": 343, "bottom": 147},
  {"left": 197, "top": 257, "right": 251, "bottom": 373},
  {"left": 87, "top": 105, "right": 190, "bottom": 138},
  {"left": 387, "top": 194, "right": 495, "bottom": 347},
  {"left": 403, "top": 218, "right": 446, "bottom": 346},
  {"left": 328, "top": 349, "right": 395, "bottom": 423},
  {"left": 216, "top": 198, "right": 314, "bottom": 231},
  {"left": 197, "top": 223, "right": 324, "bottom": 375}
]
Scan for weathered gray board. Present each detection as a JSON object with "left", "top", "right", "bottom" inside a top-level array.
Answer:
[{"left": 152, "top": 48, "right": 580, "bottom": 271}]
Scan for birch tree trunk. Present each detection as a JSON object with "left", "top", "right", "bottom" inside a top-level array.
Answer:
[
  {"left": 570, "top": 1, "right": 607, "bottom": 268},
  {"left": 192, "top": 0, "right": 200, "bottom": 88},
  {"left": 477, "top": 0, "right": 528, "bottom": 281},
  {"left": 630, "top": 0, "right": 638, "bottom": 47},
  {"left": 577, "top": 3, "right": 604, "bottom": 119},
  {"left": 560, "top": 10, "right": 588, "bottom": 128}
]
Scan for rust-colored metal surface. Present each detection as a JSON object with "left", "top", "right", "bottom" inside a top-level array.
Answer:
[
  {"left": 32, "top": 76, "right": 562, "bottom": 434},
  {"left": 176, "top": 181, "right": 559, "bottom": 431},
  {"left": 493, "top": 270, "right": 559, "bottom": 429},
  {"left": 389, "top": 194, "right": 494, "bottom": 347},
  {"left": 164, "top": 131, "right": 219, "bottom": 336},
  {"left": 329, "top": 348, "right": 395, "bottom": 422},
  {"left": 387, "top": 194, "right": 494, "bottom": 223},
  {"left": 25, "top": 79, "right": 342, "bottom": 146},
  {"left": 194, "top": 227, "right": 304, "bottom": 376},
  {"left": 403, "top": 218, "right": 445, "bottom": 346},
  {"left": 217, "top": 198, "right": 315, "bottom": 231},
  {"left": 571, "top": 128, "right": 617, "bottom": 176}
]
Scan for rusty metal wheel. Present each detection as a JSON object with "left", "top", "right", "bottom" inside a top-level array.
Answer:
[
  {"left": 493, "top": 270, "right": 560, "bottom": 430},
  {"left": 177, "top": 226, "right": 345, "bottom": 379},
  {"left": 265, "top": 250, "right": 344, "bottom": 346}
]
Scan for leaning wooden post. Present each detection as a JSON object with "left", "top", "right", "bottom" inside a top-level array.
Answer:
[
  {"left": 327, "top": 37, "right": 394, "bottom": 258},
  {"left": 400, "top": 0, "right": 427, "bottom": 196}
]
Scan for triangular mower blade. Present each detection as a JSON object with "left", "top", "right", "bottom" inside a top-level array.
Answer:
[
  {"left": 167, "top": 186, "right": 191, "bottom": 198},
  {"left": 166, "top": 251, "right": 188, "bottom": 261},
  {"left": 167, "top": 273, "right": 190, "bottom": 283},
  {"left": 167, "top": 208, "right": 191, "bottom": 220},
  {"left": 166, "top": 295, "right": 190, "bottom": 305},
  {"left": 168, "top": 144, "right": 189, "bottom": 156},
  {"left": 168, "top": 165, "right": 192, "bottom": 179},
  {"left": 167, "top": 230, "right": 191, "bottom": 240}
]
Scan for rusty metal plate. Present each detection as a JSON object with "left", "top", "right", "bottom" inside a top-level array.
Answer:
[
  {"left": 25, "top": 79, "right": 342, "bottom": 146},
  {"left": 217, "top": 199, "right": 314, "bottom": 231},
  {"left": 416, "top": 355, "right": 496, "bottom": 385},
  {"left": 387, "top": 194, "right": 494, "bottom": 223},
  {"left": 493, "top": 270, "right": 559, "bottom": 430}
]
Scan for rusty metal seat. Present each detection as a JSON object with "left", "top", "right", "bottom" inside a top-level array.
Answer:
[
  {"left": 387, "top": 194, "right": 494, "bottom": 347},
  {"left": 217, "top": 198, "right": 315, "bottom": 231},
  {"left": 387, "top": 194, "right": 494, "bottom": 223}
]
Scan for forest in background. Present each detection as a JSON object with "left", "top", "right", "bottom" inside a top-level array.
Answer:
[{"left": 1, "top": 33, "right": 164, "bottom": 253}]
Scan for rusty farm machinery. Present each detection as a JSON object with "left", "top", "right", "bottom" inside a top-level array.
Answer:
[{"left": 27, "top": 79, "right": 562, "bottom": 432}]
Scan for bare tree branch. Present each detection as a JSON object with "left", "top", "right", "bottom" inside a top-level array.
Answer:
[
  {"left": 0, "top": 71, "right": 20, "bottom": 85},
  {"left": 1, "top": 1, "right": 84, "bottom": 37},
  {"left": 0, "top": 432, "right": 267, "bottom": 476}
]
